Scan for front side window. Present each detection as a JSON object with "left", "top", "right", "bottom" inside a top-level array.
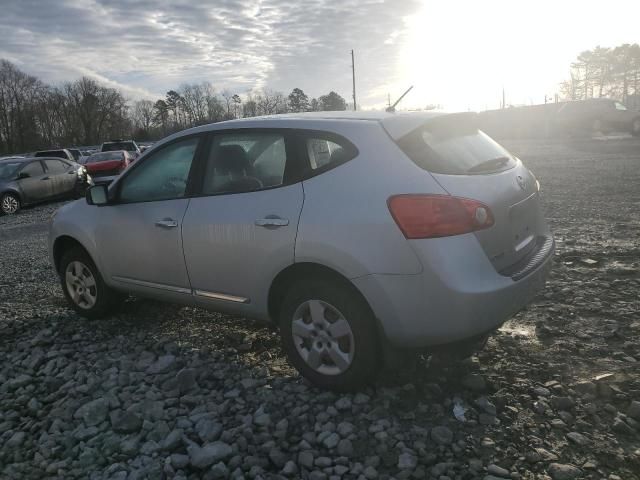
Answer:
[
  {"left": 21, "top": 161, "right": 44, "bottom": 176},
  {"left": 202, "top": 133, "right": 287, "bottom": 194},
  {"left": 118, "top": 137, "right": 199, "bottom": 203},
  {"left": 615, "top": 102, "right": 627, "bottom": 111}
]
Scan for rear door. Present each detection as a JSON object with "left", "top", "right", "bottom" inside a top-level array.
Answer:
[
  {"left": 181, "top": 130, "right": 304, "bottom": 318},
  {"left": 394, "top": 117, "right": 548, "bottom": 272},
  {"left": 17, "top": 160, "right": 52, "bottom": 203},
  {"left": 43, "top": 159, "right": 75, "bottom": 196}
]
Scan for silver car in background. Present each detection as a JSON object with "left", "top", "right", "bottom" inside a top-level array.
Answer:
[{"left": 49, "top": 111, "right": 553, "bottom": 391}]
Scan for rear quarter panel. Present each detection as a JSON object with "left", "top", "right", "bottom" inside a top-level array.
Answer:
[{"left": 295, "top": 122, "right": 448, "bottom": 278}]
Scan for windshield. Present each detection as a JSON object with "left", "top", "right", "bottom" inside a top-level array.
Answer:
[
  {"left": 103, "top": 142, "right": 136, "bottom": 152},
  {"left": 0, "top": 161, "right": 23, "bottom": 179},
  {"left": 397, "top": 127, "right": 517, "bottom": 175},
  {"left": 87, "top": 152, "right": 123, "bottom": 163}
]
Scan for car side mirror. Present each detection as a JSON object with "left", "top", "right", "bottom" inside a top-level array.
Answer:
[
  {"left": 86, "top": 184, "right": 109, "bottom": 206},
  {"left": 17, "top": 172, "right": 30, "bottom": 179}
]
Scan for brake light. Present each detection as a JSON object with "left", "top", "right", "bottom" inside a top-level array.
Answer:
[{"left": 388, "top": 194, "right": 494, "bottom": 239}]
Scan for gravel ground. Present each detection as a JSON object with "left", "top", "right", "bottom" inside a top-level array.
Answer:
[{"left": 1, "top": 137, "right": 639, "bottom": 480}]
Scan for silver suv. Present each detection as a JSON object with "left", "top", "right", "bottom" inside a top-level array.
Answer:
[{"left": 49, "top": 111, "right": 553, "bottom": 391}]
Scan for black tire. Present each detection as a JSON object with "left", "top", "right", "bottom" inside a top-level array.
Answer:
[
  {"left": 1, "top": 192, "right": 21, "bottom": 215},
  {"left": 279, "top": 279, "right": 379, "bottom": 391},
  {"left": 59, "top": 247, "right": 124, "bottom": 319}
]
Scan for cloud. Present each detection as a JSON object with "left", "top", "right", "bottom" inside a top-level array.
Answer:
[{"left": 0, "top": 0, "right": 421, "bottom": 105}]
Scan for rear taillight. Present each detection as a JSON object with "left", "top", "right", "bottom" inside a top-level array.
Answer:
[{"left": 388, "top": 194, "right": 494, "bottom": 239}]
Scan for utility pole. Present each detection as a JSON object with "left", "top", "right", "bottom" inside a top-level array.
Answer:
[
  {"left": 502, "top": 87, "right": 505, "bottom": 109},
  {"left": 387, "top": 93, "right": 391, "bottom": 108},
  {"left": 351, "top": 50, "right": 357, "bottom": 111}
]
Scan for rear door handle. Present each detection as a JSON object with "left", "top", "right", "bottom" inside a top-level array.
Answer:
[
  {"left": 155, "top": 219, "right": 178, "bottom": 228},
  {"left": 255, "top": 217, "right": 289, "bottom": 227}
]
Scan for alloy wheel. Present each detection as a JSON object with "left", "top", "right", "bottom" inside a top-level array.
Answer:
[
  {"left": 65, "top": 261, "right": 97, "bottom": 309},
  {"left": 291, "top": 299, "right": 355, "bottom": 375},
  {"left": 1, "top": 195, "right": 19, "bottom": 214}
]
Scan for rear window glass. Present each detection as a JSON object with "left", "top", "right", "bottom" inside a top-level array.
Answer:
[
  {"left": 103, "top": 142, "right": 136, "bottom": 152},
  {"left": 397, "top": 127, "right": 516, "bottom": 175},
  {"left": 35, "top": 150, "right": 66, "bottom": 158},
  {"left": 88, "top": 152, "right": 123, "bottom": 163}
]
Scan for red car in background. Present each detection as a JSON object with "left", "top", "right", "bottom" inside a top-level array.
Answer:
[{"left": 83, "top": 150, "right": 134, "bottom": 184}]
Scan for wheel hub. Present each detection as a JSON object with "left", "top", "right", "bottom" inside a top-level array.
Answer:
[
  {"left": 65, "top": 261, "right": 97, "bottom": 309},
  {"left": 1, "top": 196, "right": 18, "bottom": 214},
  {"left": 291, "top": 299, "right": 355, "bottom": 376}
]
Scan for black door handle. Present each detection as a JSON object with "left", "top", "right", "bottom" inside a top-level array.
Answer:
[{"left": 41, "top": 176, "right": 50, "bottom": 180}]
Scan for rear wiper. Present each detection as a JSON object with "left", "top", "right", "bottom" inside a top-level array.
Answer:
[{"left": 467, "top": 156, "right": 511, "bottom": 173}]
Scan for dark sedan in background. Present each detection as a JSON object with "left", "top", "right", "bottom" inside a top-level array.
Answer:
[{"left": 0, "top": 157, "right": 91, "bottom": 214}]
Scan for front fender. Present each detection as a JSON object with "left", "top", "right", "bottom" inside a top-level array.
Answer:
[{"left": 49, "top": 200, "right": 103, "bottom": 275}]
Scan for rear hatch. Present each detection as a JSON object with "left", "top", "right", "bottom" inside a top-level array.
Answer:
[{"left": 390, "top": 113, "right": 548, "bottom": 272}]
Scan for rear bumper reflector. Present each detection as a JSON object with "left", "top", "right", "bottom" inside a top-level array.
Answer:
[{"left": 499, "top": 235, "right": 554, "bottom": 281}]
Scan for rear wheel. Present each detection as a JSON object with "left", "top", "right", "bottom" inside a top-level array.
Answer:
[
  {"left": 59, "top": 247, "right": 124, "bottom": 318},
  {"left": 279, "top": 279, "right": 379, "bottom": 391},
  {"left": 1, "top": 193, "right": 20, "bottom": 215}
]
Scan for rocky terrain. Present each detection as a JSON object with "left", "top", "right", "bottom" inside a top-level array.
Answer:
[{"left": 1, "top": 137, "right": 639, "bottom": 479}]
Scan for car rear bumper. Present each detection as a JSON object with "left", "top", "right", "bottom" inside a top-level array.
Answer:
[{"left": 353, "top": 233, "right": 554, "bottom": 348}]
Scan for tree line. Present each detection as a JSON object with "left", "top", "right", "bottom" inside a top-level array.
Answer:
[
  {"left": 0, "top": 59, "right": 348, "bottom": 155},
  {"left": 561, "top": 43, "right": 640, "bottom": 103}
]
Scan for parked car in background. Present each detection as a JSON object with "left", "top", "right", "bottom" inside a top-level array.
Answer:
[
  {"left": 100, "top": 140, "right": 141, "bottom": 158},
  {"left": 84, "top": 150, "right": 133, "bottom": 184},
  {"left": 49, "top": 111, "right": 553, "bottom": 390},
  {"left": 0, "top": 157, "right": 90, "bottom": 214},
  {"left": 554, "top": 98, "right": 640, "bottom": 136},
  {"left": 67, "top": 148, "right": 83, "bottom": 162},
  {"left": 34, "top": 148, "right": 77, "bottom": 162}
]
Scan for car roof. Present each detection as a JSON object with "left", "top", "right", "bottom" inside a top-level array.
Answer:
[{"left": 155, "top": 110, "right": 451, "bottom": 146}]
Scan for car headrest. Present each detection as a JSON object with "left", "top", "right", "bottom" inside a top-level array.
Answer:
[{"left": 215, "top": 145, "right": 250, "bottom": 172}]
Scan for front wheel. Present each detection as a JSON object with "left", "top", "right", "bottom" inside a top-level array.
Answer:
[
  {"left": 1, "top": 193, "right": 20, "bottom": 215},
  {"left": 59, "top": 247, "right": 124, "bottom": 318},
  {"left": 279, "top": 279, "right": 379, "bottom": 391}
]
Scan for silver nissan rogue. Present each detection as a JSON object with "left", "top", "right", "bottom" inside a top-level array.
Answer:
[{"left": 49, "top": 111, "right": 554, "bottom": 391}]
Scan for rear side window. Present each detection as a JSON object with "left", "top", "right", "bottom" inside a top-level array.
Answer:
[
  {"left": 302, "top": 133, "right": 358, "bottom": 174},
  {"left": 397, "top": 127, "right": 516, "bottom": 175},
  {"left": 44, "top": 159, "right": 68, "bottom": 173}
]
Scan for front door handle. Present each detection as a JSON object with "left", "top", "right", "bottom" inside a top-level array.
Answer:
[
  {"left": 155, "top": 219, "right": 178, "bottom": 228},
  {"left": 41, "top": 176, "right": 50, "bottom": 181},
  {"left": 255, "top": 217, "right": 289, "bottom": 227}
]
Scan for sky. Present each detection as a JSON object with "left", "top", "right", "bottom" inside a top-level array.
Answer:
[{"left": 0, "top": 0, "right": 638, "bottom": 111}]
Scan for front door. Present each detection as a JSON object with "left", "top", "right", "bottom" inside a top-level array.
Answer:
[
  {"left": 94, "top": 136, "right": 203, "bottom": 299},
  {"left": 17, "top": 160, "right": 51, "bottom": 203},
  {"left": 181, "top": 130, "right": 304, "bottom": 318}
]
